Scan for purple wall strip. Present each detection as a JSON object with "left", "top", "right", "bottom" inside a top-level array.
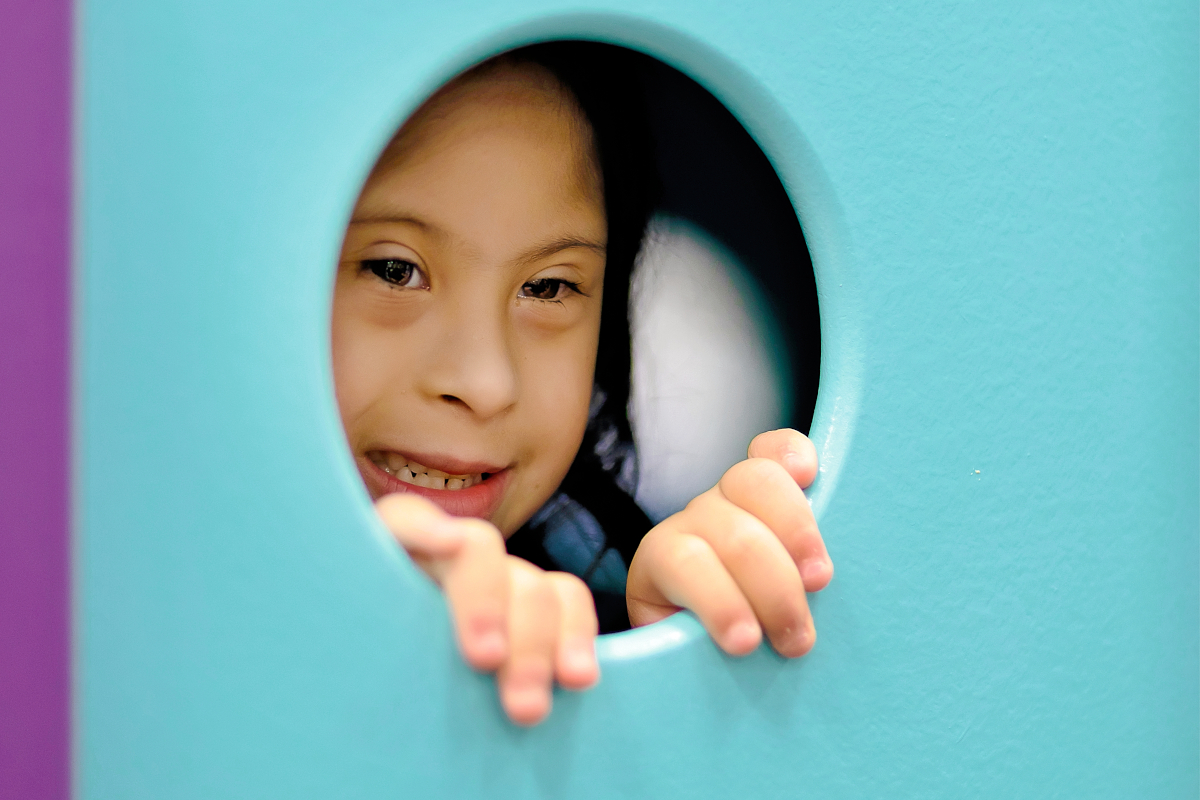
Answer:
[{"left": 0, "top": 0, "right": 72, "bottom": 798}]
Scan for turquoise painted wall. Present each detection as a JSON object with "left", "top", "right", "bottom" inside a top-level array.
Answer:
[{"left": 79, "top": 1, "right": 1199, "bottom": 797}]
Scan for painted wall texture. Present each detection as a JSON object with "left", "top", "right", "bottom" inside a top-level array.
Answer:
[{"left": 70, "top": 1, "right": 1197, "bottom": 798}]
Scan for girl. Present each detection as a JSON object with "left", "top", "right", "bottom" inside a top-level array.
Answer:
[{"left": 332, "top": 42, "right": 832, "bottom": 726}]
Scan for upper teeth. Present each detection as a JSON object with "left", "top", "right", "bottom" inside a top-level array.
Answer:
[{"left": 368, "top": 452, "right": 484, "bottom": 491}]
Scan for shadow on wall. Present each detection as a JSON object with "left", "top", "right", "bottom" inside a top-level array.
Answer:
[{"left": 629, "top": 57, "right": 821, "bottom": 521}]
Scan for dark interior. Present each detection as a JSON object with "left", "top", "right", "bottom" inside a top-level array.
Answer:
[{"left": 636, "top": 53, "right": 821, "bottom": 433}]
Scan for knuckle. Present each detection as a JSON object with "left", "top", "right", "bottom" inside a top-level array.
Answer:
[
  {"left": 718, "top": 515, "right": 765, "bottom": 563},
  {"left": 722, "top": 458, "right": 785, "bottom": 496},
  {"left": 549, "top": 574, "right": 599, "bottom": 634},
  {"left": 548, "top": 571, "right": 591, "bottom": 604},
  {"left": 682, "top": 488, "right": 722, "bottom": 518},
  {"left": 511, "top": 561, "right": 558, "bottom": 605},
  {"left": 531, "top": 578, "right": 559, "bottom": 610},
  {"left": 668, "top": 534, "right": 715, "bottom": 573},
  {"left": 748, "top": 457, "right": 787, "bottom": 483},
  {"left": 502, "top": 658, "right": 554, "bottom": 690}
]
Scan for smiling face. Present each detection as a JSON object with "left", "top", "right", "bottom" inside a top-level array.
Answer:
[{"left": 332, "top": 62, "right": 606, "bottom": 536}]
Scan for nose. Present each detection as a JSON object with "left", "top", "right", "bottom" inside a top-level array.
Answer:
[{"left": 417, "top": 299, "right": 518, "bottom": 420}]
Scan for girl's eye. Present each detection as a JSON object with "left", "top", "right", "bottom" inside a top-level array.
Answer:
[
  {"left": 519, "top": 278, "right": 578, "bottom": 301},
  {"left": 363, "top": 259, "right": 426, "bottom": 289}
]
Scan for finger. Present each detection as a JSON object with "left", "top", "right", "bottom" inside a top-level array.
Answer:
[
  {"left": 497, "top": 558, "right": 559, "bottom": 726},
  {"left": 719, "top": 458, "right": 833, "bottom": 591},
  {"left": 375, "top": 492, "right": 465, "bottom": 559},
  {"left": 547, "top": 572, "right": 600, "bottom": 690},
  {"left": 627, "top": 526, "right": 762, "bottom": 656},
  {"left": 748, "top": 428, "right": 818, "bottom": 488},
  {"left": 438, "top": 518, "right": 510, "bottom": 673},
  {"left": 683, "top": 489, "right": 815, "bottom": 658}
]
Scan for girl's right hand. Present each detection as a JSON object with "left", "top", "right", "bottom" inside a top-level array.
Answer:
[{"left": 374, "top": 493, "right": 600, "bottom": 726}]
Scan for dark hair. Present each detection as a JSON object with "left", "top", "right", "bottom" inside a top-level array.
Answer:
[{"left": 497, "top": 42, "right": 660, "bottom": 624}]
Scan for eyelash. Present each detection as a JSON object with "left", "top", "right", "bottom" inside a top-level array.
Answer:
[
  {"left": 519, "top": 278, "right": 583, "bottom": 303},
  {"left": 362, "top": 259, "right": 426, "bottom": 289},
  {"left": 361, "top": 259, "right": 581, "bottom": 302}
]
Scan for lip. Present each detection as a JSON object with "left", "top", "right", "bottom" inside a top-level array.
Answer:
[{"left": 357, "top": 450, "right": 512, "bottom": 520}]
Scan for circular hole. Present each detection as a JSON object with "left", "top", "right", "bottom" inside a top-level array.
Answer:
[{"left": 331, "top": 41, "right": 819, "bottom": 636}]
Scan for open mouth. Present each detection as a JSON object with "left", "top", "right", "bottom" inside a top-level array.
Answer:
[{"left": 365, "top": 451, "right": 491, "bottom": 491}]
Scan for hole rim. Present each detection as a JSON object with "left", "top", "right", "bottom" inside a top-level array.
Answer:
[{"left": 326, "top": 16, "right": 863, "bottom": 661}]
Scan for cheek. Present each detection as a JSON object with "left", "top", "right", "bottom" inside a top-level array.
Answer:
[
  {"left": 330, "top": 292, "right": 408, "bottom": 443},
  {"left": 518, "top": 323, "right": 600, "bottom": 473},
  {"left": 495, "top": 336, "right": 596, "bottom": 535}
]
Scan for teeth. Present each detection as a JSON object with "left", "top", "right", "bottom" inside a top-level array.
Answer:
[{"left": 369, "top": 451, "right": 486, "bottom": 491}]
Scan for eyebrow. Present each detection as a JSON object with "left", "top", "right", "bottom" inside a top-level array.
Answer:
[
  {"left": 348, "top": 212, "right": 435, "bottom": 231},
  {"left": 349, "top": 212, "right": 605, "bottom": 265},
  {"left": 513, "top": 236, "right": 606, "bottom": 266}
]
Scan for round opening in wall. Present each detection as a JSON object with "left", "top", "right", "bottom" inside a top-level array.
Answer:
[{"left": 331, "top": 40, "right": 819, "bottom": 637}]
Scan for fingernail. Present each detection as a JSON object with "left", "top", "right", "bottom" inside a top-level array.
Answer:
[
  {"left": 724, "top": 621, "right": 762, "bottom": 654},
  {"left": 504, "top": 682, "right": 552, "bottom": 726},
  {"left": 476, "top": 630, "right": 505, "bottom": 659},
  {"left": 564, "top": 642, "right": 597, "bottom": 678},
  {"left": 503, "top": 670, "right": 554, "bottom": 725},
  {"left": 779, "top": 624, "right": 815, "bottom": 658},
  {"left": 469, "top": 618, "right": 506, "bottom": 662},
  {"left": 800, "top": 557, "right": 832, "bottom": 586}
]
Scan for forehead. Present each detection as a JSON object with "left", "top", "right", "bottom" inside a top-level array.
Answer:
[
  {"left": 351, "top": 64, "right": 606, "bottom": 263},
  {"left": 367, "top": 62, "right": 599, "bottom": 200}
]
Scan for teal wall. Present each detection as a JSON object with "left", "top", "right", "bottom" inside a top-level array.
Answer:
[{"left": 79, "top": 1, "right": 1199, "bottom": 797}]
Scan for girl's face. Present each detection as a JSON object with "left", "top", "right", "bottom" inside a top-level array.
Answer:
[{"left": 332, "top": 64, "right": 606, "bottom": 537}]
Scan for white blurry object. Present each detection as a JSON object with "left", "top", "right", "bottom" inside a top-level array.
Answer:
[{"left": 629, "top": 216, "right": 791, "bottom": 523}]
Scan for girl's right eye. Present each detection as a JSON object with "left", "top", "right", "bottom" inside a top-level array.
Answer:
[{"left": 362, "top": 259, "right": 427, "bottom": 289}]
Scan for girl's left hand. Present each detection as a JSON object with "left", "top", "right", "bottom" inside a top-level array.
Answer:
[{"left": 625, "top": 428, "right": 833, "bottom": 658}]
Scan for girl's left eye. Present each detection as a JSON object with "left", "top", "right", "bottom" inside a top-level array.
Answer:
[{"left": 519, "top": 278, "right": 579, "bottom": 301}]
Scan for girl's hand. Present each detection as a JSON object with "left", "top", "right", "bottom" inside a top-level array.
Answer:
[
  {"left": 626, "top": 429, "right": 833, "bottom": 658},
  {"left": 374, "top": 494, "right": 600, "bottom": 726}
]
